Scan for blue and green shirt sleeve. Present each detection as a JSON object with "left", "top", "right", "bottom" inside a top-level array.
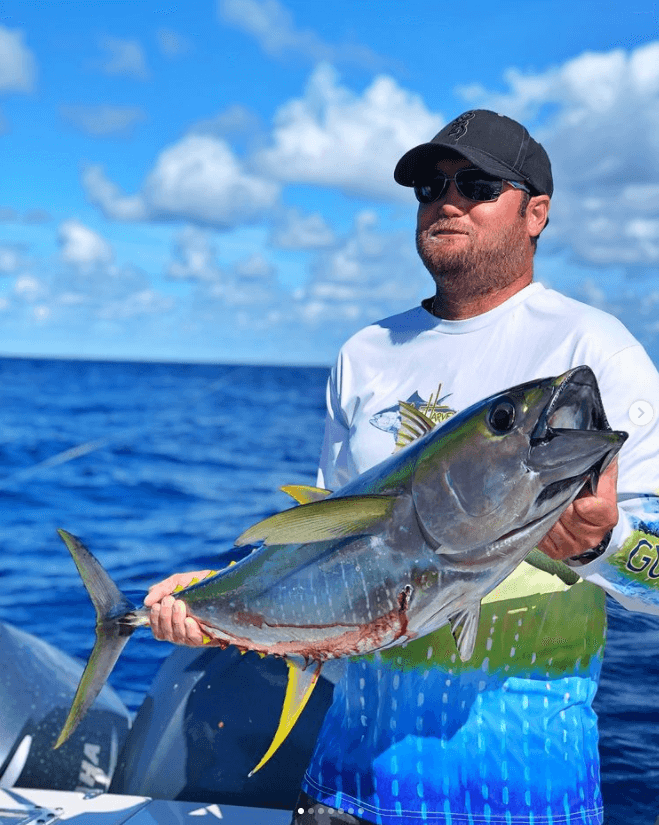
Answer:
[{"left": 576, "top": 344, "right": 659, "bottom": 615}]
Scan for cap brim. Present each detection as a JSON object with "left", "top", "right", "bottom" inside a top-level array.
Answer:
[{"left": 394, "top": 142, "right": 527, "bottom": 187}]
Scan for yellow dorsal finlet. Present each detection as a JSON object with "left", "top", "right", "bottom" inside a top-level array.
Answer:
[
  {"left": 280, "top": 484, "right": 332, "bottom": 504},
  {"left": 172, "top": 567, "right": 223, "bottom": 594}
]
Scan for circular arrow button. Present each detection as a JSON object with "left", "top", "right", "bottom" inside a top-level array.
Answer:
[{"left": 629, "top": 400, "right": 654, "bottom": 426}]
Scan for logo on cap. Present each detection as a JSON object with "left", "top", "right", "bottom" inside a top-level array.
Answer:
[{"left": 446, "top": 111, "right": 476, "bottom": 141}]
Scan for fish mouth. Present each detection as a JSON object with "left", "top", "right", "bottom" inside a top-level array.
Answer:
[
  {"left": 528, "top": 366, "right": 627, "bottom": 486},
  {"left": 535, "top": 366, "right": 610, "bottom": 434}
]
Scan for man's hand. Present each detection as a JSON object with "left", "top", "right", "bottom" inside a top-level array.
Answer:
[
  {"left": 538, "top": 458, "right": 619, "bottom": 561},
  {"left": 144, "top": 570, "right": 211, "bottom": 645}
]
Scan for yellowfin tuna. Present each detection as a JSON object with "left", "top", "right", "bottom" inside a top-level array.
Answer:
[{"left": 55, "top": 366, "right": 626, "bottom": 775}]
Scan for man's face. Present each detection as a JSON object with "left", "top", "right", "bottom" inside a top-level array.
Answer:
[{"left": 415, "top": 156, "right": 534, "bottom": 298}]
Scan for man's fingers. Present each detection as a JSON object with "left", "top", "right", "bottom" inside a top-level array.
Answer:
[
  {"left": 150, "top": 595, "right": 175, "bottom": 641},
  {"left": 571, "top": 487, "right": 619, "bottom": 529},
  {"left": 538, "top": 515, "right": 580, "bottom": 559},
  {"left": 171, "top": 599, "right": 189, "bottom": 644},
  {"left": 537, "top": 532, "right": 560, "bottom": 559},
  {"left": 148, "top": 594, "right": 207, "bottom": 645},
  {"left": 144, "top": 570, "right": 212, "bottom": 606},
  {"left": 590, "top": 456, "right": 618, "bottom": 501},
  {"left": 539, "top": 461, "right": 620, "bottom": 561},
  {"left": 183, "top": 617, "right": 206, "bottom": 645}
]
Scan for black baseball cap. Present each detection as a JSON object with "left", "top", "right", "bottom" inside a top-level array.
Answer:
[{"left": 394, "top": 109, "right": 553, "bottom": 198}]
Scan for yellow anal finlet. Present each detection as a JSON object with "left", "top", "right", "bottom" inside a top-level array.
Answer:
[{"left": 248, "top": 659, "right": 321, "bottom": 777}]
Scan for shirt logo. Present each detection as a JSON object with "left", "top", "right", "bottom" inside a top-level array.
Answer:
[{"left": 370, "top": 383, "right": 456, "bottom": 451}]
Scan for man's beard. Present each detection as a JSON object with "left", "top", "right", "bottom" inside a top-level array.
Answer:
[{"left": 415, "top": 216, "right": 530, "bottom": 300}]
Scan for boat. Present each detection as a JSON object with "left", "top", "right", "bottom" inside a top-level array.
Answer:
[
  {"left": 0, "top": 621, "right": 333, "bottom": 813},
  {"left": 0, "top": 785, "right": 293, "bottom": 824},
  {"left": 0, "top": 621, "right": 130, "bottom": 794}
]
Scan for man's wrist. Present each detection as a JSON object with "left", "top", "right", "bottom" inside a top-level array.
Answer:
[{"left": 567, "top": 530, "right": 613, "bottom": 566}]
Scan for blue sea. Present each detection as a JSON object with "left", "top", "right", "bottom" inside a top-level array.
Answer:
[{"left": 0, "top": 356, "right": 657, "bottom": 824}]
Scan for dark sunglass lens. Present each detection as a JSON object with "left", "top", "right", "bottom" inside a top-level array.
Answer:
[
  {"left": 414, "top": 173, "right": 449, "bottom": 204},
  {"left": 414, "top": 184, "right": 433, "bottom": 204},
  {"left": 456, "top": 170, "right": 503, "bottom": 201}
]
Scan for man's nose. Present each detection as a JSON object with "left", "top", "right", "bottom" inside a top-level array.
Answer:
[{"left": 434, "top": 182, "right": 468, "bottom": 216}]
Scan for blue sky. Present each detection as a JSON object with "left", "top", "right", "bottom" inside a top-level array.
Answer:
[{"left": 0, "top": 0, "right": 658, "bottom": 365}]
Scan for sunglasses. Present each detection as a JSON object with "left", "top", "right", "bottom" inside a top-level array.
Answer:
[{"left": 414, "top": 168, "right": 531, "bottom": 205}]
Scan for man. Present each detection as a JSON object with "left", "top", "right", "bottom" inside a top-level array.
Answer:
[{"left": 147, "top": 110, "right": 659, "bottom": 824}]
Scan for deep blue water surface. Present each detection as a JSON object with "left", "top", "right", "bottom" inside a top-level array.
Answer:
[{"left": 0, "top": 356, "right": 657, "bottom": 823}]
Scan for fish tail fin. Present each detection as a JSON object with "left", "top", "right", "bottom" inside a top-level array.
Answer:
[
  {"left": 248, "top": 659, "right": 321, "bottom": 777},
  {"left": 54, "top": 529, "right": 140, "bottom": 749}
]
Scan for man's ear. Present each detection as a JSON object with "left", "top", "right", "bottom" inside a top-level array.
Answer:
[{"left": 526, "top": 195, "right": 550, "bottom": 236}]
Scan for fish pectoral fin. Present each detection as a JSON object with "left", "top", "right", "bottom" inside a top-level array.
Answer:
[
  {"left": 525, "top": 548, "right": 580, "bottom": 586},
  {"left": 448, "top": 602, "right": 481, "bottom": 662},
  {"left": 280, "top": 484, "right": 333, "bottom": 504},
  {"left": 394, "top": 401, "right": 437, "bottom": 452},
  {"left": 248, "top": 660, "right": 321, "bottom": 777},
  {"left": 235, "top": 495, "right": 397, "bottom": 547}
]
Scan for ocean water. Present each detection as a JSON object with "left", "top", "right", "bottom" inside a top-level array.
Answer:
[{"left": 0, "top": 356, "right": 657, "bottom": 823}]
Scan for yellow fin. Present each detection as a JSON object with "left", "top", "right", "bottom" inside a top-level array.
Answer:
[
  {"left": 173, "top": 569, "right": 219, "bottom": 594},
  {"left": 395, "top": 401, "right": 436, "bottom": 452},
  {"left": 235, "top": 495, "right": 397, "bottom": 547},
  {"left": 248, "top": 660, "right": 321, "bottom": 776},
  {"left": 280, "top": 484, "right": 332, "bottom": 504},
  {"left": 174, "top": 576, "right": 200, "bottom": 593}
]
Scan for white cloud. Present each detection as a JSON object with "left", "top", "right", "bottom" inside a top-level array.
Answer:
[
  {"left": 293, "top": 210, "right": 426, "bottom": 327},
  {"left": 23, "top": 240, "right": 177, "bottom": 326},
  {"left": 60, "top": 104, "right": 146, "bottom": 137},
  {"left": 14, "top": 274, "right": 47, "bottom": 302},
  {"left": 164, "top": 232, "right": 282, "bottom": 331},
  {"left": 98, "top": 36, "right": 149, "bottom": 81},
  {"left": 156, "top": 27, "right": 191, "bottom": 58},
  {"left": 0, "top": 26, "right": 36, "bottom": 92},
  {"left": 459, "top": 41, "right": 659, "bottom": 267},
  {"left": 270, "top": 207, "right": 335, "bottom": 249},
  {"left": 254, "top": 64, "right": 443, "bottom": 201},
  {"left": 162, "top": 210, "right": 427, "bottom": 350},
  {"left": 218, "top": 0, "right": 384, "bottom": 70},
  {"left": 0, "top": 245, "right": 25, "bottom": 274},
  {"left": 97, "top": 288, "right": 174, "bottom": 320},
  {"left": 82, "top": 165, "right": 148, "bottom": 222},
  {"left": 84, "top": 134, "right": 280, "bottom": 228},
  {"left": 188, "top": 252, "right": 284, "bottom": 332},
  {"left": 58, "top": 220, "right": 113, "bottom": 270},
  {"left": 190, "top": 104, "right": 261, "bottom": 139},
  {"left": 166, "top": 226, "right": 222, "bottom": 281},
  {"left": 235, "top": 252, "right": 275, "bottom": 281}
]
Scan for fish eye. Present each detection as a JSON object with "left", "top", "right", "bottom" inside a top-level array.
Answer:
[{"left": 488, "top": 398, "right": 516, "bottom": 434}]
